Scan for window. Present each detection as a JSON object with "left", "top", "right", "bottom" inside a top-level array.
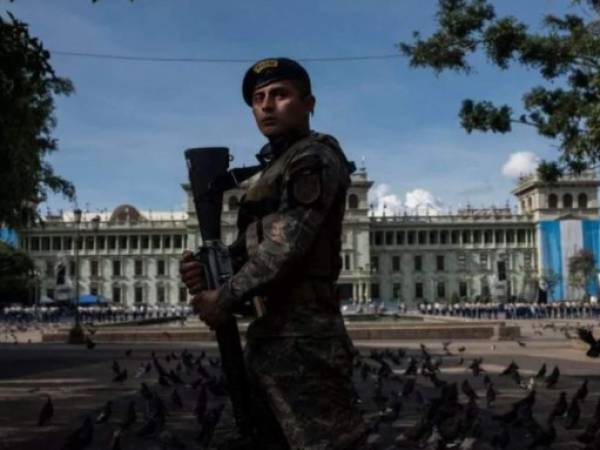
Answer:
[
  {"left": 348, "top": 194, "right": 359, "bottom": 209},
  {"left": 97, "top": 236, "right": 105, "bottom": 250},
  {"left": 548, "top": 193, "right": 558, "bottom": 208},
  {"left": 374, "top": 231, "right": 383, "bottom": 246},
  {"left": 113, "top": 260, "right": 121, "bottom": 277},
  {"left": 135, "top": 286, "right": 143, "bottom": 303},
  {"left": 90, "top": 284, "right": 99, "bottom": 296},
  {"left": 31, "top": 237, "right": 40, "bottom": 251},
  {"left": 41, "top": 237, "right": 50, "bottom": 251},
  {"left": 130, "top": 236, "right": 138, "bottom": 250},
  {"left": 415, "top": 282, "right": 423, "bottom": 299},
  {"left": 414, "top": 255, "right": 422, "bottom": 272},
  {"left": 440, "top": 230, "right": 448, "bottom": 245},
  {"left": 52, "top": 237, "right": 61, "bottom": 251},
  {"left": 497, "top": 260, "right": 507, "bottom": 281},
  {"left": 370, "top": 283, "right": 380, "bottom": 300},
  {"left": 506, "top": 229, "right": 515, "bottom": 244},
  {"left": 135, "top": 260, "right": 143, "bottom": 276},
  {"left": 112, "top": 286, "right": 121, "bottom": 303},
  {"left": 418, "top": 231, "right": 426, "bottom": 245},
  {"left": 462, "top": 230, "right": 471, "bottom": 244},
  {"left": 77, "top": 236, "right": 83, "bottom": 250},
  {"left": 473, "top": 230, "right": 481, "bottom": 244},
  {"left": 385, "top": 231, "right": 394, "bottom": 246},
  {"left": 392, "top": 283, "right": 402, "bottom": 300},
  {"left": 141, "top": 236, "right": 149, "bottom": 249},
  {"left": 459, "top": 281, "right": 467, "bottom": 297},
  {"left": 436, "top": 255, "right": 445, "bottom": 271},
  {"left": 86, "top": 236, "right": 94, "bottom": 250},
  {"left": 157, "top": 259, "right": 166, "bottom": 276},
  {"left": 119, "top": 236, "right": 127, "bottom": 250},
  {"left": 179, "top": 287, "right": 187, "bottom": 303},
  {"left": 429, "top": 230, "right": 437, "bottom": 244},
  {"left": 392, "top": 255, "right": 401, "bottom": 272},
  {"left": 396, "top": 231, "right": 405, "bottom": 245},
  {"left": 578, "top": 193, "right": 588, "bottom": 209},
  {"left": 45, "top": 260, "right": 53, "bottom": 277},
  {"left": 437, "top": 282, "right": 445, "bottom": 299},
  {"left": 157, "top": 285, "right": 165, "bottom": 303},
  {"left": 344, "top": 254, "right": 351, "bottom": 271},
  {"left": 174, "top": 235, "right": 183, "bottom": 249},
  {"left": 152, "top": 235, "right": 161, "bottom": 249},
  {"left": 484, "top": 230, "right": 493, "bottom": 244},
  {"left": 495, "top": 230, "right": 504, "bottom": 244},
  {"left": 108, "top": 236, "right": 116, "bottom": 250},
  {"left": 451, "top": 230, "right": 460, "bottom": 245},
  {"left": 517, "top": 229, "right": 526, "bottom": 244},
  {"left": 407, "top": 231, "right": 415, "bottom": 245},
  {"left": 370, "top": 256, "right": 379, "bottom": 273},
  {"left": 563, "top": 193, "right": 573, "bottom": 208},
  {"left": 90, "top": 260, "right": 99, "bottom": 277},
  {"left": 163, "top": 235, "right": 171, "bottom": 249},
  {"left": 47, "top": 288, "right": 54, "bottom": 299},
  {"left": 228, "top": 196, "right": 240, "bottom": 211}
]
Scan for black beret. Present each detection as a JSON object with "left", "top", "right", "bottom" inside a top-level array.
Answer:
[{"left": 242, "top": 57, "right": 311, "bottom": 106}]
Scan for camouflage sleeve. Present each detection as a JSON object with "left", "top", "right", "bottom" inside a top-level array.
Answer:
[
  {"left": 219, "top": 143, "right": 346, "bottom": 310},
  {"left": 227, "top": 233, "right": 248, "bottom": 273}
]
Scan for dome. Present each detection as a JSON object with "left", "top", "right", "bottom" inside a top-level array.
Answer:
[{"left": 109, "top": 204, "right": 145, "bottom": 222}]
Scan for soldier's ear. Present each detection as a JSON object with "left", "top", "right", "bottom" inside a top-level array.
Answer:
[{"left": 307, "top": 95, "right": 316, "bottom": 117}]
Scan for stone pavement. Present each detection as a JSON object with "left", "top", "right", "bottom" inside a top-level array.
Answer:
[{"left": 0, "top": 320, "right": 599, "bottom": 449}]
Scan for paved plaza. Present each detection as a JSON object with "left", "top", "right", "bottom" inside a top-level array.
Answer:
[{"left": 0, "top": 319, "right": 599, "bottom": 449}]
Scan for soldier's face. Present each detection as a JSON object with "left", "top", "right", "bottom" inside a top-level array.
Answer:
[{"left": 251, "top": 80, "right": 315, "bottom": 138}]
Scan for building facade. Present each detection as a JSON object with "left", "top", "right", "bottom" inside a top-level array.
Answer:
[{"left": 17, "top": 168, "right": 600, "bottom": 307}]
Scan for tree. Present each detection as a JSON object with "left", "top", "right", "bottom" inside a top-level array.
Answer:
[
  {"left": 568, "top": 247, "right": 597, "bottom": 300},
  {"left": 535, "top": 268, "right": 562, "bottom": 302},
  {"left": 398, "top": 0, "right": 600, "bottom": 181},
  {"left": 1, "top": 12, "right": 75, "bottom": 229},
  {"left": 0, "top": 241, "right": 35, "bottom": 305}
]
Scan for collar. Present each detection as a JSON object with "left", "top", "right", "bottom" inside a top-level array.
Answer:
[{"left": 255, "top": 129, "right": 312, "bottom": 166}]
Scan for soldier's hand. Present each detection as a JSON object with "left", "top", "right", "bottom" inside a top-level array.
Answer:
[{"left": 179, "top": 251, "right": 207, "bottom": 295}]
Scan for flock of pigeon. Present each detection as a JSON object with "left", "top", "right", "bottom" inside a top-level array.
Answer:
[{"left": 10, "top": 321, "right": 600, "bottom": 450}]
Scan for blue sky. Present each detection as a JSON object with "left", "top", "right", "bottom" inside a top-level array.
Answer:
[{"left": 5, "top": 0, "right": 583, "bottom": 216}]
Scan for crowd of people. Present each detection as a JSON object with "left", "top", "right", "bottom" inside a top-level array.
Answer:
[
  {"left": 418, "top": 300, "right": 600, "bottom": 319},
  {"left": 0, "top": 304, "right": 195, "bottom": 325}
]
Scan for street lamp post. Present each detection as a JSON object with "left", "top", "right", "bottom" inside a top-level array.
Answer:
[{"left": 68, "top": 208, "right": 84, "bottom": 344}]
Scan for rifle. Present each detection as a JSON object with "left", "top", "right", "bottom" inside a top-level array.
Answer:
[{"left": 184, "top": 147, "right": 261, "bottom": 447}]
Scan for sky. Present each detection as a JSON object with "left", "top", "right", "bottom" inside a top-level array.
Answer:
[{"left": 4, "top": 0, "right": 589, "bottom": 217}]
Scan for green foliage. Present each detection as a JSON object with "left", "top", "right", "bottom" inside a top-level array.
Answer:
[
  {"left": 399, "top": 0, "right": 600, "bottom": 171},
  {"left": 1, "top": 12, "right": 75, "bottom": 229},
  {"left": 0, "top": 241, "right": 34, "bottom": 304},
  {"left": 567, "top": 248, "right": 597, "bottom": 300}
]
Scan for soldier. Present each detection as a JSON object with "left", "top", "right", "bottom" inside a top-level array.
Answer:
[{"left": 180, "top": 57, "right": 369, "bottom": 450}]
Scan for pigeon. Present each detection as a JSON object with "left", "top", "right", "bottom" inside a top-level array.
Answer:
[
  {"left": 545, "top": 366, "right": 560, "bottom": 388},
  {"left": 401, "top": 378, "right": 416, "bottom": 398},
  {"left": 111, "top": 360, "right": 121, "bottom": 376},
  {"left": 486, "top": 384, "right": 497, "bottom": 408},
  {"left": 37, "top": 395, "right": 53, "bottom": 426},
  {"left": 112, "top": 369, "right": 127, "bottom": 383},
  {"left": 61, "top": 416, "right": 93, "bottom": 450},
  {"left": 110, "top": 429, "right": 122, "bottom": 450},
  {"left": 140, "top": 382, "right": 153, "bottom": 401},
  {"left": 574, "top": 379, "right": 589, "bottom": 402},
  {"left": 125, "top": 349, "right": 132, "bottom": 357},
  {"left": 578, "top": 328, "right": 600, "bottom": 357},
  {"left": 85, "top": 337, "right": 96, "bottom": 350},
  {"left": 565, "top": 397, "right": 581, "bottom": 429},
  {"left": 95, "top": 401, "right": 112, "bottom": 424},
  {"left": 120, "top": 401, "right": 137, "bottom": 430},
  {"left": 534, "top": 363, "right": 547, "bottom": 379},
  {"left": 516, "top": 340, "right": 527, "bottom": 347},
  {"left": 500, "top": 361, "right": 519, "bottom": 376},
  {"left": 171, "top": 389, "right": 183, "bottom": 409},
  {"left": 549, "top": 392, "right": 567, "bottom": 419},
  {"left": 468, "top": 358, "right": 484, "bottom": 377},
  {"left": 461, "top": 379, "right": 478, "bottom": 402},
  {"left": 528, "top": 417, "right": 556, "bottom": 449},
  {"left": 458, "top": 346, "right": 466, "bottom": 353}
]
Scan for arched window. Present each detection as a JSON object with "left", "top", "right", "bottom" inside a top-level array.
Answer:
[
  {"left": 548, "top": 194, "right": 558, "bottom": 209},
  {"left": 527, "top": 197, "right": 533, "bottom": 209},
  {"left": 578, "top": 193, "right": 588, "bottom": 209},
  {"left": 228, "top": 196, "right": 239, "bottom": 211},
  {"left": 563, "top": 193, "right": 573, "bottom": 208},
  {"left": 348, "top": 194, "right": 359, "bottom": 209}
]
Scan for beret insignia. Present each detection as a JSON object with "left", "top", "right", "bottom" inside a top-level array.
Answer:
[{"left": 253, "top": 59, "right": 279, "bottom": 74}]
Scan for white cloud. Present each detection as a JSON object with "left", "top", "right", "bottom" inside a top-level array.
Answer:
[
  {"left": 368, "top": 184, "right": 446, "bottom": 216},
  {"left": 501, "top": 152, "right": 540, "bottom": 179}
]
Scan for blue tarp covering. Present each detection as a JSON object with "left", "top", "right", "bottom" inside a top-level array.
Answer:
[
  {"left": 0, "top": 228, "right": 17, "bottom": 246},
  {"left": 77, "top": 294, "right": 108, "bottom": 304}
]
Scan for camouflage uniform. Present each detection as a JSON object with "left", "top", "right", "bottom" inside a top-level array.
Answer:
[{"left": 219, "top": 130, "right": 369, "bottom": 450}]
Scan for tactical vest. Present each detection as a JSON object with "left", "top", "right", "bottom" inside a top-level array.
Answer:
[{"left": 237, "top": 132, "right": 352, "bottom": 301}]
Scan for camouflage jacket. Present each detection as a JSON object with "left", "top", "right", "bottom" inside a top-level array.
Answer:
[{"left": 219, "top": 130, "right": 353, "bottom": 338}]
